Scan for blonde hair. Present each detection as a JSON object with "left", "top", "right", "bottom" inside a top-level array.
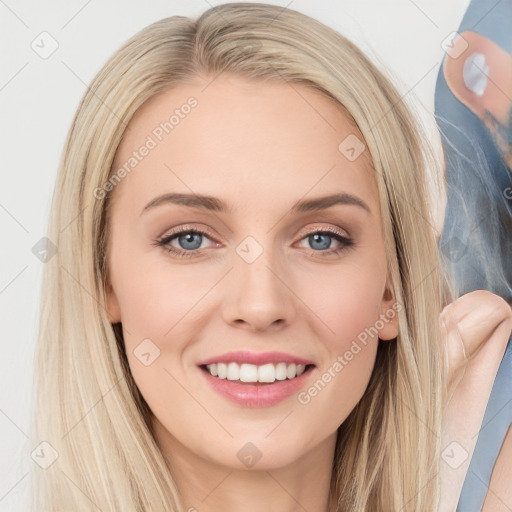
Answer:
[{"left": 31, "top": 3, "right": 450, "bottom": 510}]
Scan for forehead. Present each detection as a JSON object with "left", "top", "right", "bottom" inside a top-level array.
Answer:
[{"left": 111, "top": 74, "right": 379, "bottom": 217}]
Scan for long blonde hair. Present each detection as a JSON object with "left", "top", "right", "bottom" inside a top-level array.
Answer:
[{"left": 31, "top": 3, "right": 449, "bottom": 510}]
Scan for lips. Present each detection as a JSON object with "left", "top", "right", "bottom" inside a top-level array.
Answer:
[
  {"left": 199, "top": 363, "right": 316, "bottom": 407},
  {"left": 196, "top": 350, "right": 316, "bottom": 367}
]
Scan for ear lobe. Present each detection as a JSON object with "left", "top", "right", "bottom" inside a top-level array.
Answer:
[
  {"left": 377, "top": 280, "right": 399, "bottom": 341},
  {"left": 105, "top": 276, "right": 121, "bottom": 324}
]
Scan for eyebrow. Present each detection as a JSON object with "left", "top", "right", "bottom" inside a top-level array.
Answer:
[{"left": 140, "top": 192, "right": 371, "bottom": 216}]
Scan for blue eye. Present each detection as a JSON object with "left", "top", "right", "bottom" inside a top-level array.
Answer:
[
  {"left": 155, "top": 226, "right": 353, "bottom": 258},
  {"left": 298, "top": 230, "right": 354, "bottom": 256},
  {"left": 173, "top": 232, "right": 203, "bottom": 251},
  {"left": 309, "top": 232, "right": 340, "bottom": 250},
  {"left": 156, "top": 227, "right": 217, "bottom": 258}
]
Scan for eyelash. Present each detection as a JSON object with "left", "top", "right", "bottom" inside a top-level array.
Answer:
[{"left": 155, "top": 225, "right": 354, "bottom": 259}]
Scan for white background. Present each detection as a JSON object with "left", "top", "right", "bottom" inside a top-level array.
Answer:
[{"left": 0, "top": 0, "right": 470, "bottom": 509}]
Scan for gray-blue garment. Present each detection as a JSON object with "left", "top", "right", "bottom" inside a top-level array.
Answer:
[
  {"left": 458, "top": 338, "right": 512, "bottom": 510},
  {"left": 434, "top": 0, "right": 512, "bottom": 509}
]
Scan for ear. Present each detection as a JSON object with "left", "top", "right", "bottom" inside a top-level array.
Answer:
[
  {"left": 105, "top": 274, "right": 121, "bottom": 324},
  {"left": 377, "top": 275, "right": 399, "bottom": 341}
]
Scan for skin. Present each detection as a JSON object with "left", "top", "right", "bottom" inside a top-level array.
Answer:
[
  {"left": 439, "top": 290, "right": 512, "bottom": 512},
  {"left": 104, "top": 74, "right": 399, "bottom": 512},
  {"left": 103, "top": 73, "right": 512, "bottom": 511},
  {"left": 442, "top": 30, "right": 512, "bottom": 510}
]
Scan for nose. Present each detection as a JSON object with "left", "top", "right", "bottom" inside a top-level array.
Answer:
[{"left": 222, "top": 245, "right": 297, "bottom": 333}]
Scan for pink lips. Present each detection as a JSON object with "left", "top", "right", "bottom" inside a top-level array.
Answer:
[
  {"left": 196, "top": 351, "right": 316, "bottom": 408},
  {"left": 196, "top": 350, "right": 315, "bottom": 367},
  {"left": 199, "top": 364, "right": 315, "bottom": 407}
]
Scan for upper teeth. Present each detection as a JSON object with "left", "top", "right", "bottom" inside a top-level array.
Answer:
[{"left": 206, "top": 362, "right": 307, "bottom": 383}]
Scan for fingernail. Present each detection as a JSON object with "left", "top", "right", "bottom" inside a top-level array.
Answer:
[{"left": 463, "top": 52, "right": 489, "bottom": 96}]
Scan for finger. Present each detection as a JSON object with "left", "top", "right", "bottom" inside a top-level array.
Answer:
[
  {"left": 441, "top": 290, "right": 512, "bottom": 363},
  {"left": 439, "top": 294, "right": 512, "bottom": 512}
]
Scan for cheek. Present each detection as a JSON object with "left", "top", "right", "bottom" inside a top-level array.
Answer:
[
  {"left": 113, "top": 255, "right": 213, "bottom": 343},
  {"left": 112, "top": 253, "right": 224, "bottom": 388},
  {"left": 300, "top": 261, "right": 386, "bottom": 348},
  {"left": 113, "top": 240, "right": 386, "bottom": 439},
  {"left": 293, "top": 264, "right": 385, "bottom": 413}
]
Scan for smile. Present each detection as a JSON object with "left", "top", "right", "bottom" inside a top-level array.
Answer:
[
  {"left": 204, "top": 362, "right": 308, "bottom": 383},
  {"left": 199, "top": 363, "right": 316, "bottom": 407}
]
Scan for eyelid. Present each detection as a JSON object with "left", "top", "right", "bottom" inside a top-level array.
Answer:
[
  {"left": 158, "top": 223, "right": 351, "bottom": 245},
  {"left": 298, "top": 223, "right": 350, "bottom": 239},
  {"left": 158, "top": 223, "right": 220, "bottom": 244},
  {"left": 155, "top": 222, "right": 354, "bottom": 258}
]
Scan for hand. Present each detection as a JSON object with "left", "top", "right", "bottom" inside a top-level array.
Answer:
[{"left": 438, "top": 290, "right": 512, "bottom": 512}]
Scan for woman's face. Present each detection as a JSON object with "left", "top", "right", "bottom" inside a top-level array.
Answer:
[{"left": 105, "top": 74, "right": 398, "bottom": 471}]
